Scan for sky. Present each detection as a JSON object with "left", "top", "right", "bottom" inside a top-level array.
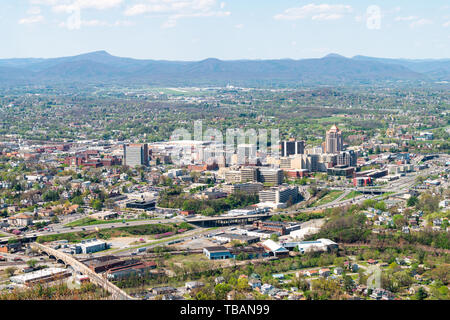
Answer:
[{"left": 2, "top": 0, "right": 450, "bottom": 60}]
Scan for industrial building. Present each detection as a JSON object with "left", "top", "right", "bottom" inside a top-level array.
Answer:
[
  {"left": 253, "top": 220, "right": 300, "bottom": 236},
  {"left": 261, "top": 239, "right": 289, "bottom": 257},
  {"left": 106, "top": 261, "right": 157, "bottom": 280},
  {"left": 76, "top": 239, "right": 108, "bottom": 254},
  {"left": 82, "top": 255, "right": 140, "bottom": 273},
  {"left": 10, "top": 268, "right": 70, "bottom": 286},
  {"left": 212, "top": 233, "right": 260, "bottom": 245},
  {"left": 281, "top": 239, "right": 338, "bottom": 253},
  {"left": 203, "top": 246, "right": 234, "bottom": 260}
]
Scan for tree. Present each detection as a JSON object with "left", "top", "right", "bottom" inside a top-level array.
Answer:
[
  {"left": 236, "top": 278, "right": 249, "bottom": 292},
  {"left": 407, "top": 196, "right": 419, "bottom": 207},
  {"left": 5, "top": 267, "right": 17, "bottom": 277},
  {"left": 393, "top": 214, "right": 407, "bottom": 228},
  {"left": 270, "top": 233, "right": 279, "bottom": 242},
  {"left": 90, "top": 199, "right": 103, "bottom": 211},
  {"left": 415, "top": 287, "right": 428, "bottom": 300},
  {"left": 343, "top": 274, "right": 354, "bottom": 293},
  {"left": 27, "top": 259, "right": 37, "bottom": 268},
  {"left": 214, "top": 283, "right": 232, "bottom": 300}
]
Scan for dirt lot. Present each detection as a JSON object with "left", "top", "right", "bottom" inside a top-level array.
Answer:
[{"left": 173, "top": 238, "right": 216, "bottom": 250}]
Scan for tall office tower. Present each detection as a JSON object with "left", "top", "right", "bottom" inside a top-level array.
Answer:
[
  {"left": 123, "top": 143, "right": 149, "bottom": 167},
  {"left": 337, "top": 150, "right": 357, "bottom": 167},
  {"left": 325, "top": 125, "right": 343, "bottom": 154},
  {"left": 280, "top": 140, "right": 305, "bottom": 157}
]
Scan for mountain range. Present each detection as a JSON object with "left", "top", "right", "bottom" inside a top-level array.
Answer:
[{"left": 1, "top": 51, "right": 449, "bottom": 87}]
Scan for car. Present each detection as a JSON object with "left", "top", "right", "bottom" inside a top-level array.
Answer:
[{"left": 81, "top": 228, "right": 86, "bottom": 231}]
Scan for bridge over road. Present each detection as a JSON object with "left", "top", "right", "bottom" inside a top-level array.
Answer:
[{"left": 30, "top": 242, "right": 135, "bottom": 300}]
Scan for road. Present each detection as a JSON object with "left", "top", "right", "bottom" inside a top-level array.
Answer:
[{"left": 0, "top": 161, "right": 443, "bottom": 243}]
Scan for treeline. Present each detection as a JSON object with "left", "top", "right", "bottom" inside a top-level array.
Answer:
[
  {"left": 158, "top": 191, "right": 259, "bottom": 216},
  {"left": 0, "top": 282, "right": 106, "bottom": 300},
  {"left": 308, "top": 210, "right": 371, "bottom": 243},
  {"left": 270, "top": 212, "right": 325, "bottom": 223},
  {"left": 374, "top": 229, "right": 450, "bottom": 250}
]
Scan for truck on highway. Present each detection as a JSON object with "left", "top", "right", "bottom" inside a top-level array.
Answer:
[{"left": 136, "top": 247, "right": 146, "bottom": 253}]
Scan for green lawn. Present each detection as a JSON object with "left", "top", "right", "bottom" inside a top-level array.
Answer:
[
  {"left": 64, "top": 217, "right": 149, "bottom": 227},
  {"left": 342, "top": 191, "right": 362, "bottom": 201},
  {"left": 37, "top": 223, "right": 193, "bottom": 244},
  {"left": 311, "top": 190, "right": 344, "bottom": 207}
]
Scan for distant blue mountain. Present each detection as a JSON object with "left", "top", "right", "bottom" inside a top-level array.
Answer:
[{"left": 1, "top": 51, "right": 449, "bottom": 86}]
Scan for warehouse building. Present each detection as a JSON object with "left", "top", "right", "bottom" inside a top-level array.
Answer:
[
  {"left": 76, "top": 239, "right": 108, "bottom": 254},
  {"left": 281, "top": 238, "right": 338, "bottom": 253},
  {"left": 261, "top": 239, "right": 289, "bottom": 257},
  {"left": 212, "top": 233, "right": 260, "bottom": 245},
  {"left": 10, "top": 268, "right": 70, "bottom": 286},
  {"left": 106, "top": 261, "right": 157, "bottom": 280},
  {"left": 203, "top": 246, "right": 234, "bottom": 260}
]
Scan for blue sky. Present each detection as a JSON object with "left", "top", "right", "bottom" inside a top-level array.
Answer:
[{"left": 2, "top": 1, "right": 450, "bottom": 60}]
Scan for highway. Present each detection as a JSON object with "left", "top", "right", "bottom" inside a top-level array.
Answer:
[
  {"left": 0, "top": 213, "right": 273, "bottom": 242},
  {"left": 0, "top": 161, "right": 443, "bottom": 243}
]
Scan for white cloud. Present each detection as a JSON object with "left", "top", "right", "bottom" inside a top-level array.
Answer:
[
  {"left": 124, "top": 0, "right": 230, "bottom": 28},
  {"left": 27, "top": 7, "right": 42, "bottom": 15},
  {"left": 58, "top": 18, "right": 133, "bottom": 29},
  {"left": 20, "top": 5, "right": 44, "bottom": 25},
  {"left": 409, "top": 18, "right": 433, "bottom": 28},
  {"left": 394, "top": 16, "right": 418, "bottom": 21},
  {"left": 52, "top": 0, "right": 123, "bottom": 13},
  {"left": 394, "top": 15, "right": 434, "bottom": 28},
  {"left": 19, "top": 15, "right": 44, "bottom": 24},
  {"left": 274, "top": 3, "right": 352, "bottom": 21},
  {"left": 311, "top": 13, "right": 343, "bottom": 21}
]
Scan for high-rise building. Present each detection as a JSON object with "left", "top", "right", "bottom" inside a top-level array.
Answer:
[
  {"left": 123, "top": 144, "right": 149, "bottom": 167},
  {"left": 280, "top": 140, "right": 305, "bottom": 157},
  {"left": 336, "top": 150, "right": 357, "bottom": 167},
  {"left": 325, "top": 125, "right": 343, "bottom": 154}
]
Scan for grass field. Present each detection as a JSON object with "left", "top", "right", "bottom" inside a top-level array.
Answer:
[
  {"left": 311, "top": 190, "right": 344, "bottom": 207},
  {"left": 37, "top": 223, "right": 193, "bottom": 244},
  {"left": 63, "top": 217, "right": 148, "bottom": 228},
  {"left": 342, "top": 191, "right": 362, "bottom": 201}
]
